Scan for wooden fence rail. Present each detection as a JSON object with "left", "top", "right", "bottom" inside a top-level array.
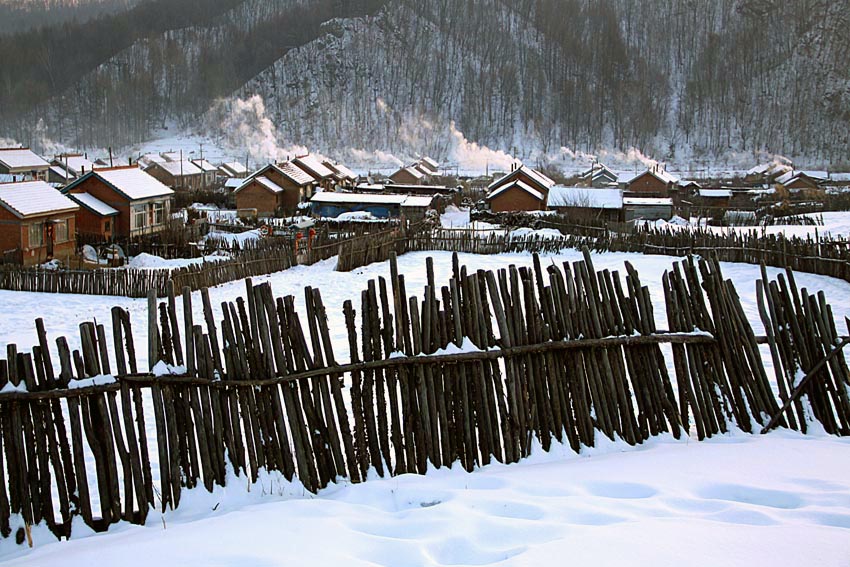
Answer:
[{"left": 0, "top": 249, "right": 847, "bottom": 546}]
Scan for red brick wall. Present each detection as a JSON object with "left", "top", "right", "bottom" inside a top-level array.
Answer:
[
  {"left": 68, "top": 177, "right": 132, "bottom": 238},
  {"left": 489, "top": 187, "right": 545, "bottom": 212},
  {"left": 627, "top": 172, "right": 669, "bottom": 196}
]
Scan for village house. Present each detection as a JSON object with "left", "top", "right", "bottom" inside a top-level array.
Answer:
[
  {"left": 578, "top": 162, "right": 618, "bottom": 187},
  {"left": 234, "top": 162, "right": 315, "bottom": 217},
  {"left": 48, "top": 154, "right": 96, "bottom": 185},
  {"left": 417, "top": 156, "right": 440, "bottom": 176},
  {"left": 0, "top": 148, "right": 50, "bottom": 182},
  {"left": 745, "top": 160, "right": 793, "bottom": 185},
  {"left": 547, "top": 186, "right": 623, "bottom": 223},
  {"left": 485, "top": 164, "right": 556, "bottom": 212},
  {"left": 218, "top": 162, "right": 249, "bottom": 179},
  {"left": 310, "top": 192, "right": 435, "bottom": 220},
  {"left": 191, "top": 159, "right": 219, "bottom": 189},
  {"left": 322, "top": 159, "right": 358, "bottom": 187},
  {"left": 624, "top": 166, "right": 679, "bottom": 197},
  {"left": 390, "top": 165, "right": 428, "bottom": 185},
  {"left": 144, "top": 159, "right": 205, "bottom": 191},
  {"left": 62, "top": 166, "right": 174, "bottom": 240},
  {"left": 0, "top": 180, "right": 79, "bottom": 266},
  {"left": 292, "top": 154, "right": 336, "bottom": 190},
  {"left": 775, "top": 171, "right": 824, "bottom": 200}
]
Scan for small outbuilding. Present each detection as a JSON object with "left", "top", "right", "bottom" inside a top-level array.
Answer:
[
  {"left": 0, "top": 180, "right": 79, "bottom": 265},
  {"left": 623, "top": 197, "right": 673, "bottom": 222},
  {"left": 547, "top": 186, "right": 623, "bottom": 223},
  {"left": 485, "top": 164, "right": 555, "bottom": 212}
]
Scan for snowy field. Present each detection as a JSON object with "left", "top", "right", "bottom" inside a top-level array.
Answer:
[
  {"left": 2, "top": 432, "right": 848, "bottom": 566},
  {"left": 0, "top": 249, "right": 849, "bottom": 565}
]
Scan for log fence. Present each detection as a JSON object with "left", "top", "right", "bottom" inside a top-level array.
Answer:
[{"left": 0, "top": 249, "right": 847, "bottom": 546}]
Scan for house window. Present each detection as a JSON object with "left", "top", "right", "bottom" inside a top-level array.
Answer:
[
  {"left": 104, "top": 220, "right": 111, "bottom": 232},
  {"left": 54, "top": 220, "right": 69, "bottom": 243},
  {"left": 28, "top": 222, "right": 43, "bottom": 247},
  {"left": 152, "top": 202, "right": 165, "bottom": 225},
  {"left": 132, "top": 204, "right": 146, "bottom": 230}
]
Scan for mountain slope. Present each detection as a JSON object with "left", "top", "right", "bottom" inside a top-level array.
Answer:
[{"left": 3, "top": 0, "right": 849, "bottom": 165}]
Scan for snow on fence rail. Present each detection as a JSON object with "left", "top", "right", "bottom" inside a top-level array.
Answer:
[{"left": 0, "top": 249, "right": 847, "bottom": 546}]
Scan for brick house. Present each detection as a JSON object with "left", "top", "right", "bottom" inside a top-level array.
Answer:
[
  {"left": 0, "top": 148, "right": 50, "bottom": 182},
  {"left": 292, "top": 155, "right": 336, "bottom": 190},
  {"left": 0, "top": 180, "right": 79, "bottom": 266},
  {"left": 775, "top": 171, "right": 823, "bottom": 200},
  {"left": 62, "top": 166, "right": 174, "bottom": 240},
  {"left": 390, "top": 165, "right": 427, "bottom": 185},
  {"left": 322, "top": 159, "right": 358, "bottom": 187},
  {"left": 624, "top": 166, "right": 679, "bottom": 197},
  {"left": 191, "top": 159, "right": 219, "bottom": 189},
  {"left": 48, "top": 154, "right": 96, "bottom": 185},
  {"left": 485, "top": 164, "right": 556, "bottom": 212},
  {"left": 578, "top": 162, "right": 618, "bottom": 187},
  {"left": 234, "top": 162, "right": 315, "bottom": 216},
  {"left": 144, "top": 160, "right": 205, "bottom": 191}
]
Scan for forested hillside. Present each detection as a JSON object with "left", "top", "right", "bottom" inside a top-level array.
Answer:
[
  {"left": 2, "top": 0, "right": 849, "bottom": 165},
  {"left": 0, "top": 0, "right": 140, "bottom": 36}
]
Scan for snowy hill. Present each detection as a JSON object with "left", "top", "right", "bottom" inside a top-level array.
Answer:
[{"left": 2, "top": 0, "right": 849, "bottom": 166}]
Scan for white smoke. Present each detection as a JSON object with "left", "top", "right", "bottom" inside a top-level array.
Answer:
[
  {"left": 348, "top": 148, "right": 404, "bottom": 168},
  {"left": 447, "top": 122, "right": 516, "bottom": 172},
  {"left": 206, "top": 95, "right": 312, "bottom": 165}
]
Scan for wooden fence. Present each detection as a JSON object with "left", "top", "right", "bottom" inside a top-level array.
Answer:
[
  {"left": 0, "top": 250, "right": 847, "bottom": 545},
  {"left": 0, "top": 246, "right": 295, "bottom": 298},
  {"left": 402, "top": 227, "right": 850, "bottom": 283}
]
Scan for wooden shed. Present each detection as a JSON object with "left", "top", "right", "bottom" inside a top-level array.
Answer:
[
  {"left": 625, "top": 166, "right": 679, "bottom": 197},
  {"left": 547, "top": 186, "right": 623, "bottom": 223},
  {"left": 234, "top": 163, "right": 314, "bottom": 217}
]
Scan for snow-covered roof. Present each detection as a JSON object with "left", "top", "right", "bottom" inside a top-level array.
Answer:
[
  {"left": 394, "top": 166, "right": 425, "bottom": 180},
  {"left": 192, "top": 159, "right": 218, "bottom": 172},
  {"left": 322, "top": 160, "right": 358, "bottom": 181},
  {"left": 627, "top": 167, "right": 679, "bottom": 185},
  {"left": 548, "top": 187, "right": 623, "bottom": 209},
  {"left": 254, "top": 176, "right": 286, "bottom": 194},
  {"left": 82, "top": 167, "right": 174, "bottom": 201},
  {"left": 355, "top": 183, "right": 385, "bottom": 191},
  {"left": 802, "top": 170, "right": 827, "bottom": 181},
  {"left": 775, "top": 171, "right": 796, "bottom": 185},
  {"left": 224, "top": 178, "right": 243, "bottom": 189},
  {"left": 698, "top": 189, "right": 732, "bottom": 198},
  {"left": 487, "top": 179, "right": 545, "bottom": 201},
  {"left": 50, "top": 165, "right": 74, "bottom": 180},
  {"left": 420, "top": 156, "right": 439, "bottom": 171},
  {"left": 488, "top": 165, "right": 556, "bottom": 192},
  {"left": 579, "top": 163, "right": 616, "bottom": 180},
  {"left": 830, "top": 172, "right": 850, "bottom": 182},
  {"left": 623, "top": 197, "right": 673, "bottom": 206},
  {"left": 275, "top": 162, "right": 315, "bottom": 186},
  {"left": 160, "top": 151, "right": 182, "bottom": 162},
  {"left": 68, "top": 192, "right": 119, "bottom": 216},
  {"left": 150, "top": 160, "right": 203, "bottom": 177},
  {"left": 311, "top": 192, "right": 408, "bottom": 205},
  {"left": 140, "top": 153, "right": 166, "bottom": 165},
  {"left": 0, "top": 148, "right": 50, "bottom": 171},
  {"left": 293, "top": 155, "right": 335, "bottom": 179},
  {"left": 401, "top": 195, "right": 436, "bottom": 208},
  {"left": 53, "top": 155, "right": 95, "bottom": 176},
  {"left": 0, "top": 181, "right": 79, "bottom": 218},
  {"left": 220, "top": 162, "right": 248, "bottom": 176}
]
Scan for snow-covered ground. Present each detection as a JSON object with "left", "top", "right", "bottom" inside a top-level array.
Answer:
[
  {"left": 1, "top": 247, "right": 849, "bottom": 565},
  {"left": 2, "top": 431, "right": 848, "bottom": 566},
  {"left": 645, "top": 211, "right": 850, "bottom": 239},
  {"left": 125, "top": 252, "right": 230, "bottom": 270}
]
